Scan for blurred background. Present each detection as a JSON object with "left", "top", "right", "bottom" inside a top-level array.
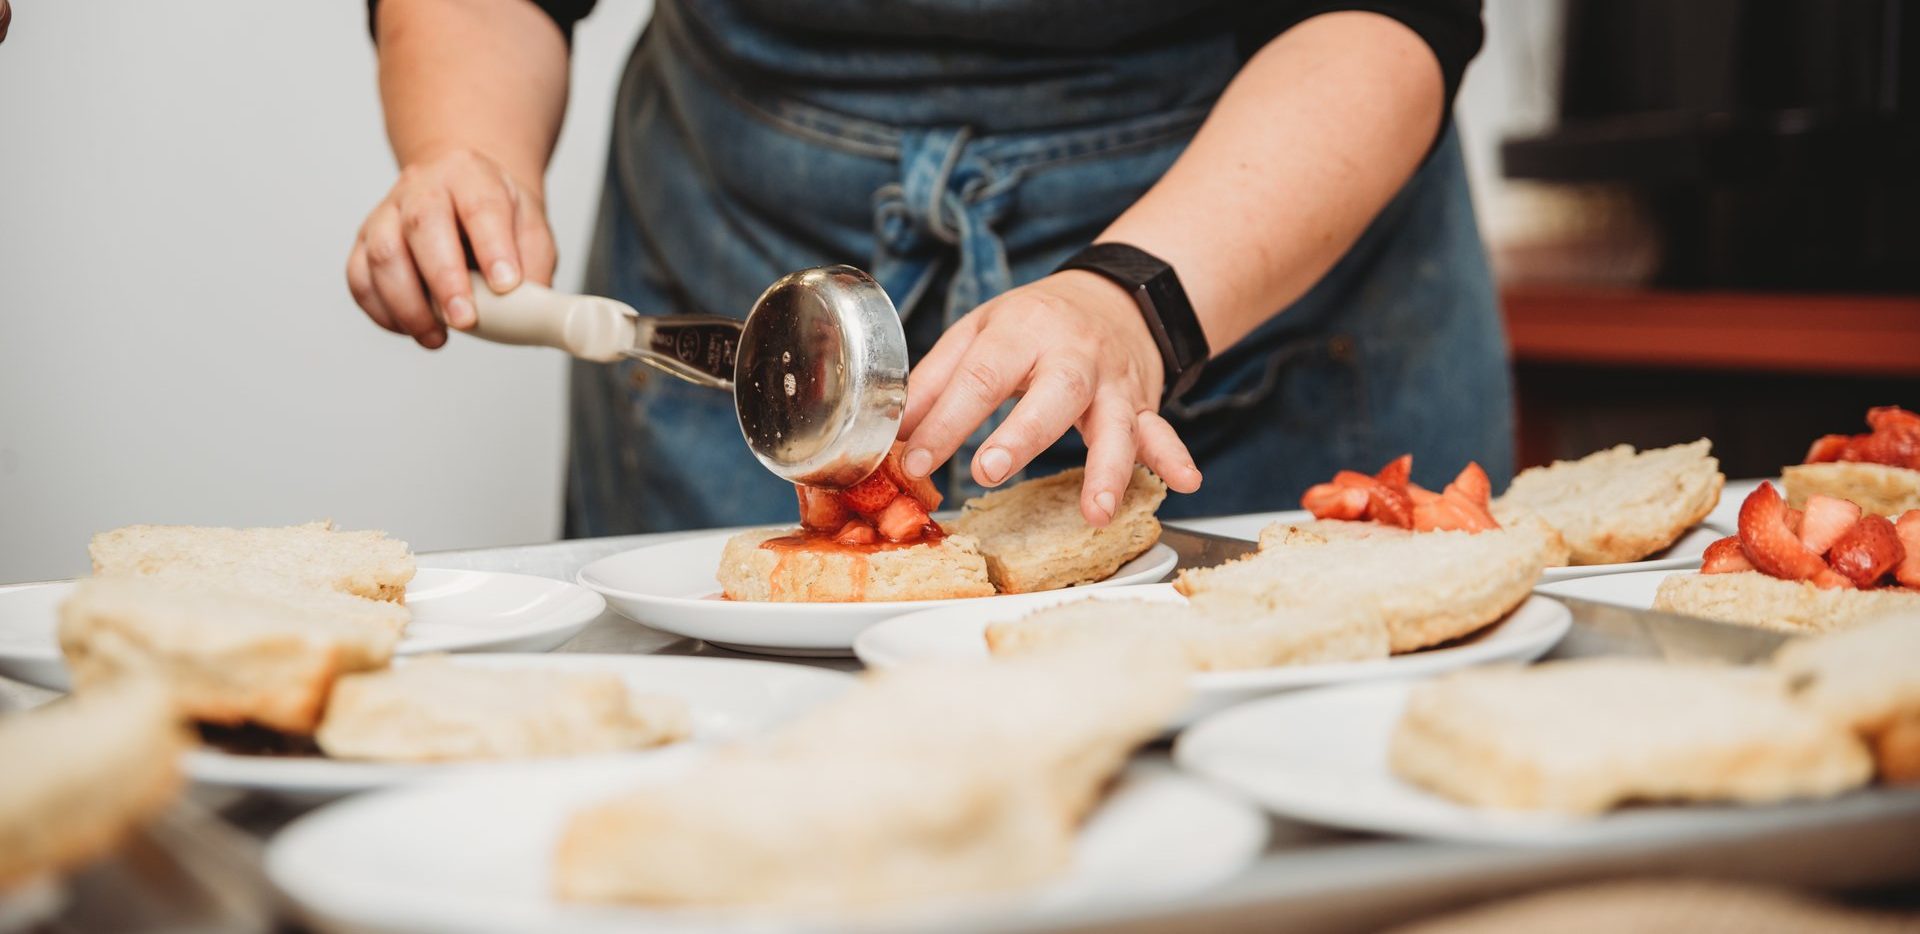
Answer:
[{"left": 2, "top": 0, "right": 1917, "bottom": 581}]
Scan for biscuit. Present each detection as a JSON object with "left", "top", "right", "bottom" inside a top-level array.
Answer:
[
  {"left": 1653, "top": 571, "right": 1920, "bottom": 634},
  {"left": 1388, "top": 659, "right": 1872, "bottom": 814},
  {"left": 1782, "top": 462, "right": 1920, "bottom": 518},
  {"left": 715, "top": 528, "right": 994, "bottom": 602},
  {"left": 1492, "top": 440, "right": 1723, "bottom": 565},
  {"left": 952, "top": 466, "right": 1166, "bottom": 594}
]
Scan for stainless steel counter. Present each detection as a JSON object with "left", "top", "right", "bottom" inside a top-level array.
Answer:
[{"left": 9, "top": 522, "right": 1920, "bottom": 932}]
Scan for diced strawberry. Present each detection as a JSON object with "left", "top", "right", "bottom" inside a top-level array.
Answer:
[
  {"left": 1804, "top": 434, "right": 1850, "bottom": 463},
  {"left": 1866, "top": 406, "right": 1920, "bottom": 434},
  {"left": 796, "top": 485, "right": 853, "bottom": 531},
  {"left": 1738, "top": 482, "right": 1831, "bottom": 582},
  {"left": 1406, "top": 483, "right": 1440, "bottom": 506},
  {"left": 838, "top": 472, "right": 900, "bottom": 517},
  {"left": 1700, "top": 536, "right": 1755, "bottom": 574},
  {"left": 1447, "top": 462, "right": 1493, "bottom": 507},
  {"left": 833, "top": 520, "right": 878, "bottom": 545},
  {"left": 876, "top": 440, "right": 942, "bottom": 510},
  {"left": 1786, "top": 507, "right": 1804, "bottom": 535},
  {"left": 1303, "top": 483, "right": 1369, "bottom": 520},
  {"left": 1813, "top": 569, "right": 1856, "bottom": 590},
  {"left": 874, "top": 495, "right": 932, "bottom": 543},
  {"left": 1798, "top": 495, "right": 1863, "bottom": 556},
  {"left": 1413, "top": 491, "right": 1499, "bottom": 532},
  {"left": 1848, "top": 428, "right": 1920, "bottom": 470},
  {"left": 1826, "top": 514, "right": 1903, "bottom": 588},
  {"left": 1895, "top": 511, "right": 1920, "bottom": 589},
  {"left": 1374, "top": 454, "right": 1413, "bottom": 489},
  {"left": 1363, "top": 480, "right": 1415, "bottom": 529}
]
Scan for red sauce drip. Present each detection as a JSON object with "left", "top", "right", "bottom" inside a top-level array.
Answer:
[{"left": 760, "top": 523, "right": 944, "bottom": 554}]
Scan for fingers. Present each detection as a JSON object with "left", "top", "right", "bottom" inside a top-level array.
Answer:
[
  {"left": 453, "top": 178, "right": 521, "bottom": 305},
  {"left": 899, "top": 315, "right": 979, "bottom": 437},
  {"left": 398, "top": 189, "right": 474, "bottom": 333},
  {"left": 901, "top": 332, "right": 1030, "bottom": 483},
  {"left": 1078, "top": 392, "right": 1139, "bottom": 527},
  {"left": 346, "top": 239, "right": 400, "bottom": 334},
  {"left": 973, "top": 356, "right": 1096, "bottom": 487},
  {"left": 513, "top": 188, "right": 559, "bottom": 286},
  {"left": 1137, "top": 411, "right": 1203, "bottom": 493},
  {"left": 363, "top": 204, "right": 444, "bottom": 349}
]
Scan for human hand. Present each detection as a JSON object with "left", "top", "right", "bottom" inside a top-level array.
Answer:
[
  {"left": 896, "top": 270, "right": 1204, "bottom": 526},
  {"left": 346, "top": 146, "right": 556, "bottom": 349}
]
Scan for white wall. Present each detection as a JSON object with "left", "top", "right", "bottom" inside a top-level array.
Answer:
[
  {"left": 0, "top": 1, "right": 1545, "bottom": 583},
  {"left": 0, "top": 1, "right": 652, "bottom": 581}
]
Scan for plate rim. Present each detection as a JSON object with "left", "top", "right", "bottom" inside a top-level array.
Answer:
[
  {"left": 1171, "top": 677, "right": 1915, "bottom": 847},
  {"left": 183, "top": 653, "right": 859, "bottom": 794},
  {"left": 852, "top": 587, "right": 1572, "bottom": 694},
  {"left": 0, "top": 567, "right": 610, "bottom": 675},
  {"left": 576, "top": 530, "right": 1179, "bottom": 614},
  {"left": 265, "top": 754, "right": 1268, "bottom": 933}
]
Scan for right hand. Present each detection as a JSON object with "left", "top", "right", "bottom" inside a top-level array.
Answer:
[{"left": 346, "top": 147, "right": 556, "bottom": 349}]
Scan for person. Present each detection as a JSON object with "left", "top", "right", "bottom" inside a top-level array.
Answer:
[{"left": 348, "top": 0, "right": 1512, "bottom": 537}]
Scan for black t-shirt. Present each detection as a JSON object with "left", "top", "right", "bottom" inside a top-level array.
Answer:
[{"left": 368, "top": 0, "right": 1482, "bottom": 114}]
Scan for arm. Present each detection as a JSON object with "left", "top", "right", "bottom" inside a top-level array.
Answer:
[
  {"left": 346, "top": 0, "right": 571, "bottom": 349},
  {"left": 898, "top": 11, "right": 1451, "bottom": 524}
]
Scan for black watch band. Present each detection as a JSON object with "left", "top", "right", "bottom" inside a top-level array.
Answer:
[{"left": 1056, "top": 243, "right": 1210, "bottom": 402}]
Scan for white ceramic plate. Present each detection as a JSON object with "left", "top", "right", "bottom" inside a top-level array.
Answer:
[
  {"left": 184, "top": 654, "right": 855, "bottom": 798},
  {"left": 577, "top": 530, "right": 1179, "bottom": 657},
  {"left": 1173, "top": 511, "right": 1724, "bottom": 583},
  {"left": 1175, "top": 679, "right": 1916, "bottom": 846},
  {"left": 267, "top": 757, "right": 1267, "bottom": 934},
  {"left": 1534, "top": 568, "right": 1688, "bottom": 611},
  {"left": 854, "top": 585, "right": 1571, "bottom": 727},
  {"left": 0, "top": 569, "right": 607, "bottom": 691}
]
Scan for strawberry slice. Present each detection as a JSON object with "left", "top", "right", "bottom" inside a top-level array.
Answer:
[
  {"left": 1363, "top": 480, "right": 1415, "bottom": 529},
  {"left": 1849, "top": 428, "right": 1920, "bottom": 470},
  {"left": 796, "top": 486, "right": 853, "bottom": 531},
  {"left": 874, "top": 495, "right": 932, "bottom": 543},
  {"left": 838, "top": 472, "right": 901, "bottom": 517},
  {"left": 1797, "top": 495, "right": 1862, "bottom": 556},
  {"left": 1374, "top": 454, "right": 1413, "bottom": 489},
  {"left": 1303, "top": 482, "right": 1369, "bottom": 520},
  {"left": 833, "top": 520, "right": 878, "bottom": 545},
  {"left": 1446, "top": 462, "right": 1493, "bottom": 507},
  {"left": 1826, "top": 514, "right": 1903, "bottom": 588},
  {"left": 1413, "top": 491, "right": 1499, "bottom": 532},
  {"left": 1804, "top": 434, "right": 1850, "bottom": 463},
  {"left": 1700, "top": 536, "right": 1754, "bottom": 574},
  {"left": 1895, "top": 511, "right": 1920, "bottom": 589},
  {"left": 1738, "top": 482, "right": 1831, "bottom": 582},
  {"left": 1866, "top": 406, "right": 1920, "bottom": 434}
]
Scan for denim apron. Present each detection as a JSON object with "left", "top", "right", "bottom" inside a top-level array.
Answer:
[{"left": 566, "top": 0, "right": 1514, "bottom": 537}]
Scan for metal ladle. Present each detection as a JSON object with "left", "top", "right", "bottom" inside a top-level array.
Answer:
[{"left": 463, "top": 266, "right": 906, "bottom": 490}]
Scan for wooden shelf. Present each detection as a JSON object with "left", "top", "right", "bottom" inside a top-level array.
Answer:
[{"left": 1501, "top": 286, "right": 1920, "bottom": 377}]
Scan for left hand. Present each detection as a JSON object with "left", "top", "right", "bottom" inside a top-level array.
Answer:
[{"left": 896, "top": 270, "right": 1204, "bottom": 526}]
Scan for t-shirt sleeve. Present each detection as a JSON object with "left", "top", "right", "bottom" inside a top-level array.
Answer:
[
  {"left": 1242, "top": 0, "right": 1485, "bottom": 114},
  {"left": 364, "top": 0, "right": 599, "bottom": 45}
]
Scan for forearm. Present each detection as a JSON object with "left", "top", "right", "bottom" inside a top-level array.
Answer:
[
  {"left": 374, "top": 0, "right": 571, "bottom": 191},
  {"left": 1099, "top": 11, "right": 1447, "bottom": 352}
]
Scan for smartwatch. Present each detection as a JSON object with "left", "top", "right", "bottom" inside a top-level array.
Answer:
[{"left": 1056, "top": 243, "right": 1210, "bottom": 402}]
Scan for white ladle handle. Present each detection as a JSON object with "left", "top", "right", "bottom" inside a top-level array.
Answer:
[{"left": 464, "top": 271, "right": 638, "bottom": 364}]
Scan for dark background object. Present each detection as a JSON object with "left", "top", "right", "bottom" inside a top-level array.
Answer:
[{"left": 1502, "top": 0, "right": 1920, "bottom": 291}]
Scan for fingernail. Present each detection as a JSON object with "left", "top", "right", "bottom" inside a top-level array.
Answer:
[
  {"left": 980, "top": 447, "right": 1012, "bottom": 484},
  {"left": 1095, "top": 490, "right": 1116, "bottom": 518},
  {"left": 445, "top": 295, "right": 474, "bottom": 329},
  {"left": 903, "top": 448, "right": 933, "bottom": 478},
  {"left": 489, "top": 260, "right": 519, "bottom": 291}
]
